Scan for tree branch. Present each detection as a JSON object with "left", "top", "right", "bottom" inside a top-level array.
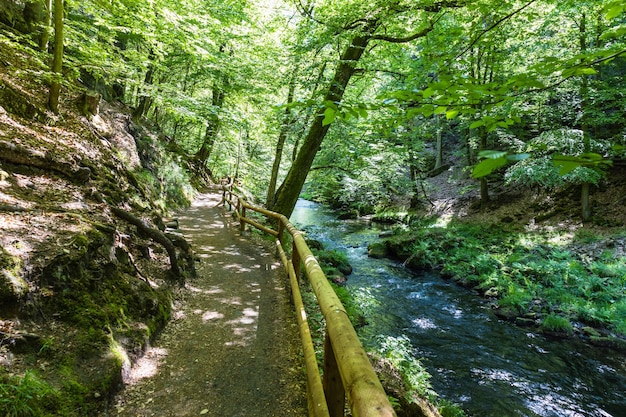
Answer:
[
  {"left": 456, "top": 0, "right": 538, "bottom": 59},
  {"left": 371, "top": 13, "right": 444, "bottom": 43}
]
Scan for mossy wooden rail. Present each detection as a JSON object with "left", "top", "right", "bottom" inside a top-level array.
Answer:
[{"left": 221, "top": 187, "right": 396, "bottom": 417}]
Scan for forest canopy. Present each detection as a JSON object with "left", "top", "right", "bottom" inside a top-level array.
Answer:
[{"left": 2, "top": 0, "right": 625, "bottom": 218}]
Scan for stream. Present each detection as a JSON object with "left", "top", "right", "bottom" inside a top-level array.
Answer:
[{"left": 290, "top": 199, "right": 626, "bottom": 417}]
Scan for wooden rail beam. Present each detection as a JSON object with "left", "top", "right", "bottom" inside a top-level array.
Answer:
[{"left": 221, "top": 188, "right": 396, "bottom": 417}]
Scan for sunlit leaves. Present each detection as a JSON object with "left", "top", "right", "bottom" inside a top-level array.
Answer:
[
  {"left": 604, "top": 0, "right": 626, "bottom": 19},
  {"left": 472, "top": 150, "right": 530, "bottom": 178},
  {"left": 552, "top": 153, "right": 612, "bottom": 175},
  {"left": 322, "top": 106, "right": 336, "bottom": 126}
]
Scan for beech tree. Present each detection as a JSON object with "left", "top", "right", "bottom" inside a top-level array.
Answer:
[{"left": 270, "top": 1, "right": 456, "bottom": 217}]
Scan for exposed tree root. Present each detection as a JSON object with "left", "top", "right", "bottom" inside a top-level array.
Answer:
[{"left": 111, "top": 206, "right": 183, "bottom": 282}]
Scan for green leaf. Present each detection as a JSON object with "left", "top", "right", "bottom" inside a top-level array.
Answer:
[
  {"left": 478, "top": 150, "right": 508, "bottom": 160},
  {"left": 578, "top": 67, "right": 597, "bottom": 75},
  {"left": 446, "top": 110, "right": 459, "bottom": 120},
  {"left": 606, "top": 4, "right": 625, "bottom": 19},
  {"left": 506, "top": 153, "right": 530, "bottom": 162},
  {"left": 469, "top": 120, "right": 484, "bottom": 129},
  {"left": 555, "top": 160, "right": 580, "bottom": 175},
  {"left": 472, "top": 157, "right": 507, "bottom": 178},
  {"left": 322, "top": 107, "right": 336, "bottom": 126},
  {"left": 434, "top": 106, "right": 447, "bottom": 115},
  {"left": 422, "top": 87, "right": 435, "bottom": 98}
]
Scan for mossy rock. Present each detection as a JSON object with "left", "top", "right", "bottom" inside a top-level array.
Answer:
[
  {"left": 0, "top": 247, "right": 27, "bottom": 304},
  {"left": 539, "top": 314, "right": 573, "bottom": 336},
  {"left": 384, "top": 233, "right": 419, "bottom": 259},
  {"left": 338, "top": 209, "right": 359, "bottom": 220},
  {"left": 589, "top": 336, "right": 626, "bottom": 351},
  {"left": 368, "top": 242, "right": 388, "bottom": 258}
]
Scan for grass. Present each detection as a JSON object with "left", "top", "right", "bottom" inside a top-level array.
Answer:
[{"left": 0, "top": 371, "right": 59, "bottom": 417}]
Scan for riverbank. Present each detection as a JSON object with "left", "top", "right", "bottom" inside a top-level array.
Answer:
[
  {"left": 370, "top": 216, "right": 626, "bottom": 352},
  {"left": 291, "top": 198, "right": 626, "bottom": 417}
]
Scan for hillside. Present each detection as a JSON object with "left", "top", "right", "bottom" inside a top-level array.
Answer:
[{"left": 0, "top": 30, "right": 195, "bottom": 415}]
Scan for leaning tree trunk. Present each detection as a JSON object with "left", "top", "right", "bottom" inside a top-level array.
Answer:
[
  {"left": 271, "top": 31, "right": 374, "bottom": 217},
  {"left": 48, "top": 0, "right": 64, "bottom": 113}
]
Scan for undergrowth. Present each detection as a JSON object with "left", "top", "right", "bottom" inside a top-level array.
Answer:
[
  {"left": 385, "top": 218, "right": 626, "bottom": 336},
  {"left": 0, "top": 371, "right": 60, "bottom": 417}
]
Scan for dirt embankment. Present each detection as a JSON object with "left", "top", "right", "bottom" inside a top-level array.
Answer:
[{"left": 0, "top": 31, "right": 194, "bottom": 414}]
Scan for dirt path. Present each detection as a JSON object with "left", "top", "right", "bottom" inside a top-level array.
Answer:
[{"left": 108, "top": 193, "right": 307, "bottom": 416}]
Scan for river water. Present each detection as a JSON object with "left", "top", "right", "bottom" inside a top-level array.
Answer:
[{"left": 290, "top": 199, "right": 626, "bottom": 417}]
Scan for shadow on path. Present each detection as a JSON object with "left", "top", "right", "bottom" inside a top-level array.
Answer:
[{"left": 109, "top": 193, "right": 307, "bottom": 417}]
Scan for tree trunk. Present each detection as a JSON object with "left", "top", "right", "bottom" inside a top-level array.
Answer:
[
  {"left": 40, "top": 0, "right": 52, "bottom": 52},
  {"left": 193, "top": 60, "right": 227, "bottom": 174},
  {"left": 48, "top": 0, "right": 64, "bottom": 113},
  {"left": 579, "top": 12, "right": 592, "bottom": 223},
  {"left": 194, "top": 120, "right": 218, "bottom": 165},
  {"left": 292, "top": 61, "right": 328, "bottom": 163},
  {"left": 272, "top": 29, "right": 375, "bottom": 217},
  {"left": 479, "top": 128, "right": 489, "bottom": 210},
  {"left": 434, "top": 114, "right": 443, "bottom": 170},
  {"left": 132, "top": 50, "right": 156, "bottom": 121},
  {"left": 267, "top": 72, "right": 297, "bottom": 209}
]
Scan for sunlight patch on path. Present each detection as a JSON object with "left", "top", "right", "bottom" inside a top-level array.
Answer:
[
  {"left": 125, "top": 347, "right": 169, "bottom": 384},
  {"left": 109, "top": 192, "right": 306, "bottom": 417}
]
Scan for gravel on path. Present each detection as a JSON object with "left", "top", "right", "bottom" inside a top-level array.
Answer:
[{"left": 108, "top": 192, "right": 307, "bottom": 417}]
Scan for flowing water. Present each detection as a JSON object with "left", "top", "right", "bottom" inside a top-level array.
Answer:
[{"left": 290, "top": 199, "right": 626, "bottom": 417}]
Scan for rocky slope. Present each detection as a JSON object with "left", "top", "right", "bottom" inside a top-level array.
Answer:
[{"left": 0, "top": 28, "right": 194, "bottom": 415}]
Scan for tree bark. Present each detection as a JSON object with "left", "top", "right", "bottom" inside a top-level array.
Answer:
[
  {"left": 267, "top": 71, "right": 297, "bottom": 209},
  {"left": 40, "top": 0, "right": 52, "bottom": 52},
  {"left": 48, "top": 0, "right": 64, "bottom": 113},
  {"left": 193, "top": 77, "right": 227, "bottom": 175},
  {"left": 479, "top": 130, "right": 489, "bottom": 210},
  {"left": 434, "top": 114, "right": 443, "bottom": 170},
  {"left": 132, "top": 49, "right": 156, "bottom": 121},
  {"left": 579, "top": 12, "right": 592, "bottom": 222},
  {"left": 272, "top": 27, "right": 376, "bottom": 217}
]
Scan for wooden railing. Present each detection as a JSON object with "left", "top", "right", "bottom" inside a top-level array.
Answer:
[{"left": 221, "top": 187, "right": 396, "bottom": 417}]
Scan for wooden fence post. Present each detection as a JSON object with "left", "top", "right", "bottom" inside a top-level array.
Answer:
[
  {"left": 291, "top": 240, "right": 301, "bottom": 283},
  {"left": 240, "top": 205, "right": 246, "bottom": 233},
  {"left": 323, "top": 332, "right": 345, "bottom": 417}
]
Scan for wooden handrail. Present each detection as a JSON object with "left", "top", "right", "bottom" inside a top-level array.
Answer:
[{"left": 221, "top": 187, "right": 396, "bottom": 417}]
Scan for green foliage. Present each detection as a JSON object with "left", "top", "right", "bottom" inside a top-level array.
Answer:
[
  {"left": 385, "top": 221, "right": 626, "bottom": 335},
  {"left": 374, "top": 335, "right": 433, "bottom": 398},
  {"left": 133, "top": 133, "right": 194, "bottom": 210},
  {"left": 472, "top": 150, "right": 530, "bottom": 178},
  {"left": 504, "top": 129, "right": 610, "bottom": 188},
  {"left": 540, "top": 314, "right": 574, "bottom": 335},
  {"left": 0, "top": 371, "right": 59, "bottom": 417},
  {"left": 438, "top": 399, "right": 467, "bottom": 417}
]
